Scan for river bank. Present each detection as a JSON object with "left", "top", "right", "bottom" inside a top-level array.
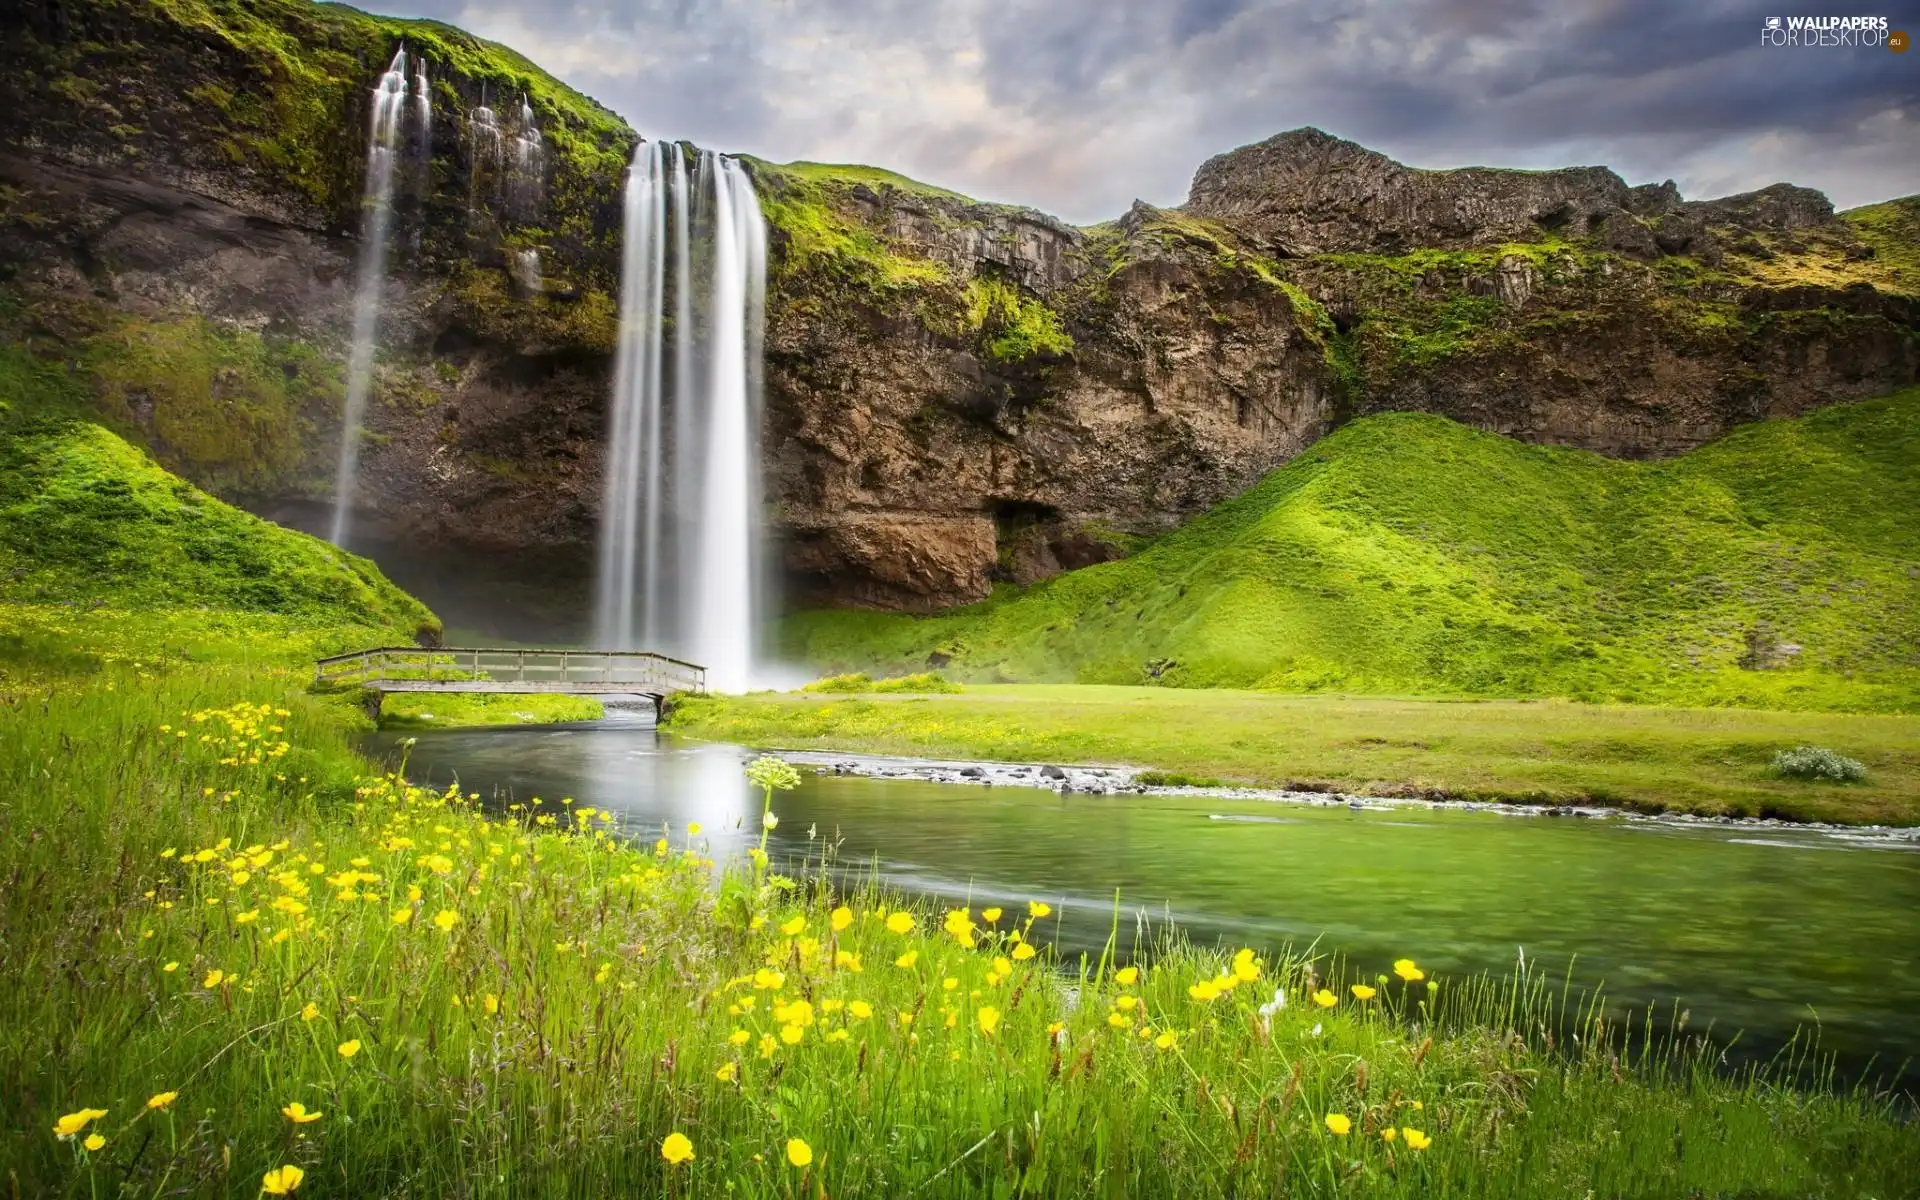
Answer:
[{"left": 665, "top": 684, "right": 1920, "bottom": 825}]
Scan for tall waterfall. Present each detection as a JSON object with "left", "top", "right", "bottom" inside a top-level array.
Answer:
[
  {"left": 328, "top": 46, "right": 427, "bottom": 547},
  {"left": 595, "top": 142, "right": 768, "bottom": 692}
]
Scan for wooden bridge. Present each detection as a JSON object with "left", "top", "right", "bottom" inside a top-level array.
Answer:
[{"left": 315, "top": 647, "right": 706, "bottom": 716}]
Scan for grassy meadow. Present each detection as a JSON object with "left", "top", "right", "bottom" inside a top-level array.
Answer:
[
  {"left": 667, "top": 685, "right": 1920, "bottom": 825},
  {"left": 785, "top": 390, "right": 1920, "bottom": 713}
]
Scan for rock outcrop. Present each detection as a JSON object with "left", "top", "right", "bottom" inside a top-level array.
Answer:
[{"left": 2, "top": 1, "right": 1916, "bottom": 615}]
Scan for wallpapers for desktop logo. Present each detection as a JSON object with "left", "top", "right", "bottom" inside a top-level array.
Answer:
[{"left": 1760, "top": 14, "right": 1903, "bottom": 47}]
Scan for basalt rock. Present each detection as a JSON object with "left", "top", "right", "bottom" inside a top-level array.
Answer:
[{"left": 1, "top": 2, "right": 1916, "bottom": 615}]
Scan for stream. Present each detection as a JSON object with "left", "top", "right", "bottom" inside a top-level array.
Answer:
[{"left": 370, "top": 720, "right": 1920, "bottom": 1092}]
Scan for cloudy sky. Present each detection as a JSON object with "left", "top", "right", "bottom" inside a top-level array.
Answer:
[{"left": 376, "top": 0, "right": 1916, "bottom": 223}]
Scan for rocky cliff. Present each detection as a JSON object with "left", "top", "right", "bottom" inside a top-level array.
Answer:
[{"left": 2, "top": 1, "right": 1915, "bottom": 617}]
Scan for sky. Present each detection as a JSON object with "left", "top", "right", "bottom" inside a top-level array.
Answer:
[{"left": 375, "top": 0, "right": 1918, "bottom": 224}]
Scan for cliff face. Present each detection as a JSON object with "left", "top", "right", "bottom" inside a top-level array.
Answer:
[{"left": 2, "top": 2, "right": 1915, "bottom": 615}]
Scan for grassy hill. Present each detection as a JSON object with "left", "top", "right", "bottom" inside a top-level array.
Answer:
[
  {"left": 0, "top": 346, "right": 435, "bottom": 655},
  {"left": 783, "top": 389, "right": 1920, "bottom": 713}
]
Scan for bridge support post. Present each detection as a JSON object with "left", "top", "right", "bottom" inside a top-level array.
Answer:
[{"left": 362, "top": 688, "right": 384, "bottom": 721}]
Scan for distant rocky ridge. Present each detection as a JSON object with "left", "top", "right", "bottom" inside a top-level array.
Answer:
[{"left": 1, "top": 0, "right": 1915, "bottom": 616}]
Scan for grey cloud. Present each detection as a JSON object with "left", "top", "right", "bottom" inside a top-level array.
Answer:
[{"left": 375, "top": 0, "right": 1918, "bottom": 221}]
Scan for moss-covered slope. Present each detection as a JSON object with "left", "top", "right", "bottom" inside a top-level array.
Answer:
[
  {"left": 0, "top": 346, "right": 435, "bottom": 636},
  {"left": 782, "top": 388, "right": 1920, "bottom": 712}
]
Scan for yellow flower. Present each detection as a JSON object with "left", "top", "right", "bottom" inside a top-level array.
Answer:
[
  {"left": 780, "top": 1023, "right": 805, "bottom": 1045},
  {"left": 163, "top": 962, "right": 179, "bottom": 973},
  {"left": 53, "top": 1108, "right": 107, "bottom": 1139},
  {"left": 146, "top": 1091, "right": 178, "bottom": 1111},
  {"left": 942, "top": 976, "right": 959, "bottom": 991},
  {"left": 1011, "top": 942, "right": 1037, "bottom": 961},
  {"left": 885, "top": 912, "right": 914, "bottom": 935},
  {"left": 83, "top": 1133, "right": 106, "bottom": 1152},
  {"left": 337, "top": 1039, "right": 362, "bottom": 1059},
  {"left": 261, "top": 1165, "right": 305, "bottom": 1195},
  {"left": 1156, "top": 1030, "right": 1178, "bottom": 1050},
  {"left": 716, "top": 1062, "right": 738, "bottom": 1082},
  {"left": 1187, "top": 979, "right": 1221, "bottom": 1003},
  {"left": 1403, "top": 1127, "right": 1432, "bottom": 1150},
  {"left": 780, "top": 916, "right": 806, "bottom": 937},
  {"left": 848, "top": 1000, "right": 873, "bottom": 1020},
  {"left": 894, "top": 950, "right": 919, "bottom": 969},
  {"left": 1381, "top": 1127, "right": 1398, "bottom": 1143},
  {"left": 282, "top": 1101, "right": 322, "bottom": 1124},
  {"left": 390, "top": 908, "right": 413, "bottom": 926},
  {"left": 1028, "top": 900, "right": 1052, "bottom": 918},
  {"left": 433, "top": 908, "right": 459, "bottom": 932},
  {"left": 1115, "top": 995, "right": 1138, "bottom": 1011},
  {"left": 1312, "top": 989, "right": 1337, "bottom": 1008},
  {"left": 300, "top": 1002, "right": 319, "bottom": 1022},
  {"left": 1351, "top": 984, "right": 1377, "bottom": 1001},
  {"left": 484, "top": 993, "right": 499, "bottom": 1015},
  {"left": 202, "top": 969, "right": 225, "bottom": 988},
  {"left": 1232, "top": 948, "right": 1261, "bottom": 982},
  {"left": 830, "top": 906, "right": 854, "bottom": 932},
  {"left": 234, "top": 909, "right": 260, "bottom": 925},
  {"left": 982, "top": 906, "right": 1003, "bottom": 924},
  {"left": 1114, "top": 966, "right": 1139, "bottom": 986},
  {"left": 1107, "top": 1013, "right": 1130, "bottom": 1028},
  {"left": 1325, "top": 1113, "right": 1352, "bottom": 1135},
  {"left": 661, "top": 1131, "right": 695, "bottom": 1165},
  {"left": 687, "top": 823, "right": 703, "bottom": 836},
  {"left": 1394, "top": 959, "right": 1425, "bottom": 983},
  {"left": 977, "top": 1006, "right": 1001, "bottom": 1035},
  {"left": 729, "top": 1029, "right": 751, "bottom": 1045},
  {"left": 786, "top": 1138, "right": 814, "bottom": 1168}
]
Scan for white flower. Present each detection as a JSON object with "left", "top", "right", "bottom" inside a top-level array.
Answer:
[
  {"left": 762, "top": 811, "right": 779, "bottom": 830},
  {"left": 1309, "top": 1022, "right": 1323, "bottom": 1038},
  {"left": 1258, "top": 987, "right": 1286, "bottom": 1031}
]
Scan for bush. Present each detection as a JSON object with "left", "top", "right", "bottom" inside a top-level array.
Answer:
[
  {"left": 1772, "top": 746, "right": 1867, "bottom": 782},
  {"left": 802, "top": 671, "right": 962, "bottom": 694}
]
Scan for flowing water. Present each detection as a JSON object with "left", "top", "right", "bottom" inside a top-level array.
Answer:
[
  {"left": 373, "top": 722, "right": 1920, "bottom": 1090},
  {"left": 595, "top": 144, "right": 768, "bottom": 690},
  {"left": 329, "top": 47, "right": 428, "bottom": 547}
]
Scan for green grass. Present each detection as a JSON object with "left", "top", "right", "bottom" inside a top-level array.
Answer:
[
  {"left": 379, "top": 691, "right": 604, "bottom": 728},
  {"left": 668, "top": 686, "right": 1920, "bottom": 825},
  {"left": 2, "top": 354, "right": 1915, "bottom": 1196},
  {"left": 783, "top": 389, "right": 1920, "bottom": 713}
]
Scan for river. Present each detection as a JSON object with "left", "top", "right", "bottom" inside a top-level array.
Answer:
[{"left": 370, "top": 720, "right": 1920, "bottom": 1091}]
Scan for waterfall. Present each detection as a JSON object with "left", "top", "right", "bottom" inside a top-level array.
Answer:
[
  {"left": 328, "top": 46, "right": 421, "bottom": 547},
  {"left": 595, "top": 143, "right": 768, "bottom": 692}
]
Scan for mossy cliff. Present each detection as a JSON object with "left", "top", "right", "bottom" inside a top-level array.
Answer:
[{"left": 1, "top": 3, "right": 1914, "bottom": 612}]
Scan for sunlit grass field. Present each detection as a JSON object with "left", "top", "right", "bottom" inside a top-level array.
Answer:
[
  {"left": 6, "top": 652, "right": 1917, "bottom": 1197},
  {"left": 668, "top": 684, "right": 1920, "bottom": 825}
]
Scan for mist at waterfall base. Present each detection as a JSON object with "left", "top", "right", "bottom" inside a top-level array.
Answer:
[
  {"left": 327, "top": 48, "right": 425, "bottom": 549},
  {"left": 596, "top": 141, "right": 772, "bottom": 692}
]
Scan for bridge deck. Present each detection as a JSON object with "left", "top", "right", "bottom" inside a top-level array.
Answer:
[{"left": 315, "top": 646, "right": 706, "bottom": 699}]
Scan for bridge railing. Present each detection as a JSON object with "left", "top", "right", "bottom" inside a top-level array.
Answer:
[{"left": 314, "top": 647, "right": 706, "bottom": 694}]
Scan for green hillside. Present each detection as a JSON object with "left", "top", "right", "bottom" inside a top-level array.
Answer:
[
  {"left": 0, "top": 347, "right": 435, "bottom": 643},
  {"left": 784, "top": 390, "right": 1920, "bottom": 712}
]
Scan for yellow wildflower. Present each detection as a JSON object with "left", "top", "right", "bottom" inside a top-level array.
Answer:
[
  {"left": 261, "top": 1165, "right": 305, "bottom": 1194},
  {"left": 146, "top": 1091, "right": 178, "bottom": 1111},
  {"left": 894, "top": 950, "right": 919, "bottom": 969},
  {"left": 83, "top": 1133, "right": 105, "bottom": 1152},
  {"left": 282, "top": 1101, "right": 322, "bottom": 1124},
  {"left": 53, "top": 1108, "right": 107, "bottom": 1139},
  {"left": 848, "top": 1000, "right": 873, "bottom": 1020},
  {"left": 433, "top": 908, "right": 459, "bottom": 932},
  {"left": 202, "top": 969, "right": 225, "bottom": 988},
  {"left": 786, "top": 1138, "right": 813, "bottom": 1168},
  {"left": 687, "top": 823, "right": 703, "bottom": 836},
  {"left": 780, "top": 1024, "right": 805, "bottom": 1045},
  {"left": 1029, "top": 900, "right": 1052, "bottom": 918},
  {"left": 1233, "top": 949, "right": 1261, "bottom": 982},
  {"left": 337, "top": 1039, "right": 361, "bottom": 1059},
  {"left": 390, "top": 908, "right": 413, "bottom": 926},
  {"left": 1394, "top": 959, "right": 1425, "bottom": 983},
  {"left": 716, "top": 1062, "right": 738, "bottom": 1082},
  {"left": 982, "top": 906, "right": 1003, "bottom": 924},
  {"left": 661, "top": 1131, "right": 695, "bottom": 1165},
  {"left": 484, "top": 993, "right": 499, "bottom": 1015},
  {"left": 1351, "top": 984, "right": 1377, "bottom": 1001},
  {"left": 1312, "top": 989, "right": 1337, "bottom": 1008},
  {"left": 163, "top": 961, "right": 179, "bottom": 973},
  {"left": 1107, "top": 1012, "right": 1130, "bottom": 1028},
  {"left": 780, "top": 916, "right": 806, "bottom": 937},
  {"left": 1155, "top": 1030, "right": 1177, "bottom": 1050},
  {"left": 1403, "top": 1127, "right": 1431, "bottom": 1150},
  {"left": 300, "top": 1002, "right": 319, "bottom": 1022},
  {"left": 1325, "top": 1113, "right": 1352, "bottom": 1135},
  {"left": 1115, "top": 966, "right": 1139, "bottom": 986},
  {"left": 978, "top": 1006, "right": 1001, "bottom": 1035},
  {"left": 1381, "top": 1127, "right": 1398, "bottom": 1143},
  {"left": 1187, "top": 979, "right": 1221, "bottom": 1002},
  {"left": 729, "top": 1029, "right": 751, "bottom": 1045},
  {"left": 1011, "top": 942, "right": 1037, "bottom": 961},
  {"left": 830, "top": 906, "right": 854, "bottom": 932},
  {"left": 234, "top": 910, "right": 260, "bottom": 925},
  {"left": 885, "top": 912, "right": 915, "bottom": 935}
]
